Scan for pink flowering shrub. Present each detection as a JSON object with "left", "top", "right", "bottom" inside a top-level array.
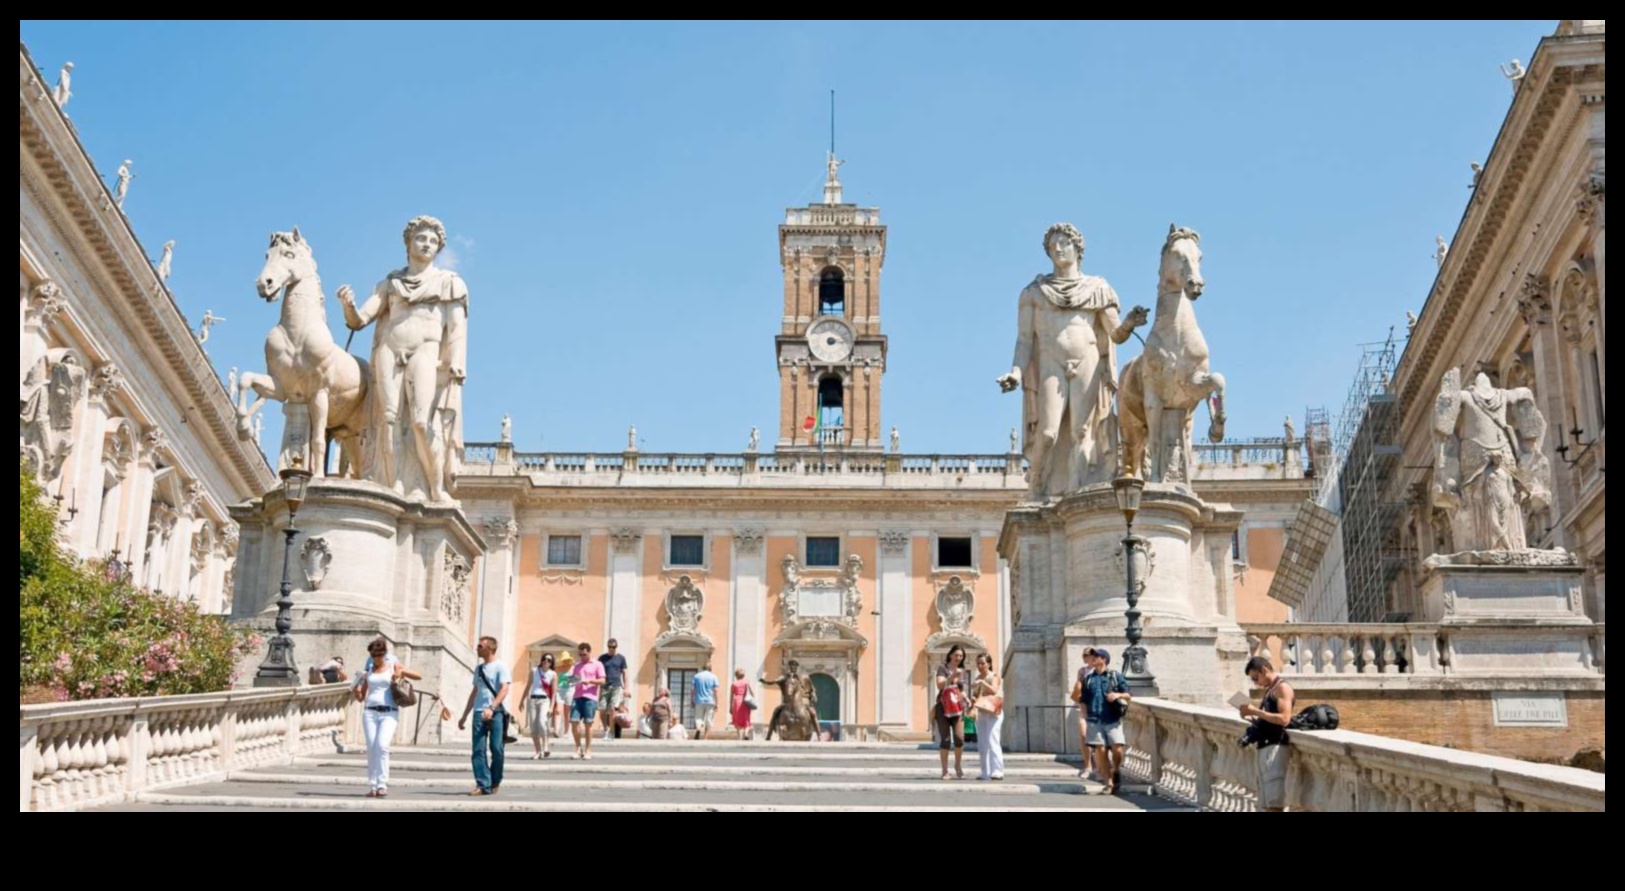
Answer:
[{"left": 20, "top": 462, "right": 256, "bottom": 701}]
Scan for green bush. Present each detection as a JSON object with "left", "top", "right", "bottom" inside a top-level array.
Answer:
[{"left": 19, "top": 462, "right": 260, "bottom": 701}]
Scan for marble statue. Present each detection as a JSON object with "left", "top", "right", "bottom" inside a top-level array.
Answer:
[
  {"left": 1406, "top": 310, "right": 1418, "bottom": 334},
  {"left": 1500, "top": 59, "right": 1526, "bottom": 92},
  {"left": 114, "top": 160, "right": 133, "bottom": 209},
  {"left": 1433, "top": 235, "right": 1449, "bottom": 268},
  {"left": 627, "top": 424, "right": 637, "bottom": 451},
  {"left": 826, "top": 152, "right": 843, "bottom": 183},
  {"left": 761, "top": 659, "right": 817, "bottom": 742},
  {"left": 156, "top": 240, "right": 174, "bottom": 282},
  {"left": 20, "top": 350, "right": 87, "bottom": 483},
  {"left": 226, "top": 366, "right": 239, "bottom": 401},
  {"left": 1432, "top": 368, "right": 1552, "bottom": 553},
  {"left": 195, "top": 310, "right": 225, "bottom": 345},
  {"left": 1283, "top": 414, "right": 1295, "bottom": 443},
  {"left": 500, "top": 413, "right": 512, "bottom": 443},
  {"left": 239, "top": 228, "right": 370, "bottom": 479},
  {"left": 1001, "top": 222, "right": 1148, "bottom": 498},
  {"left": 1470, "top": 162, "right": 1484, "bottom": 190},
  {"left": 1010, "top": 426, "right": 1019, "bottom": 454},
  {"left": 747, "top": 426, "right": 759, "bottom": 452},
  {"left": 250, "top": 413, "right": 264, "bottom": 446},
  {"left": 890, "top": 426, "right": 900, "bottom": 453},
  {"left": 52, "top": 61, "right": 73, "bottom": 108},
  {"left": 340, "top": 215, "right": 469, "bottom": 503},
  {"left": 1118, "top": 224, "right": 1222, "bottom": 485}
]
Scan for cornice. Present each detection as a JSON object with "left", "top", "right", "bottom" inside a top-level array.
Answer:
[
  {"left": 1399, "top": 45, "right": 1604, "bottom": 423},
  {"left": 18, "top": 47, "right": 274, "bottom": 497}
]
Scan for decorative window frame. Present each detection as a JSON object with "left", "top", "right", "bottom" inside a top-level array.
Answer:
[
  {"left": 664, "top": 530, "right": 710, "bottom": 572},
  {"left": 802, "top": 533, "right": 843, "bottom": 570},
  {"left": 931, "top": 532, "right": 979, "bottom": 574},
  {"left": 542, "top": 531, "right": 586, "bottom": 570}
]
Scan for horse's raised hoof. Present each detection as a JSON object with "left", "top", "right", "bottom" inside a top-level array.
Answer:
[{"left": 1208, "top": 422, "right": 1226, "bottom": 443}]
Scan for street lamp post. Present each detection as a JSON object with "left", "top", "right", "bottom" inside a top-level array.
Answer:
[
  {"left": 253, "top": 459, "right": 313, "bottom": 687},
  {"left": 1111, "top": 475, "right": 1157, "bottom": 694}
]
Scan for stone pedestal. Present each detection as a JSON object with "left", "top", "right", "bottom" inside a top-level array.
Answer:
[
  {"left": 1419, "top": 554, "right": 1593, "bottom": 677},
  {"left": 229, "top": 479, "right": 485, "bottom": 743},
  {"left": 998, "top": 483, "right": 1251, "bottom": 752}
]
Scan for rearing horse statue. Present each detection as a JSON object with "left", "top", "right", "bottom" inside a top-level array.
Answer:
[
  {"left": 1118, "top": 224, "right": 1226, "bottom": 484},
  {"left": 237, "top": 228, "right": 370, "bottom": 477}
]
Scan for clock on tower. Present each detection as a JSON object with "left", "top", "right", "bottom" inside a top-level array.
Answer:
[{"left": 774, "top": 155, "right": 887, "bottom": 453}]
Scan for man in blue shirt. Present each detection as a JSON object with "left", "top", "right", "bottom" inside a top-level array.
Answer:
[
  {"left": 1082, "top": 648, "right": 1131, "bottom": 794},
  {"left": 598, "top": 639, "right": 630, "bottom": 740},
  {"left": 458, "top": 635, "right": 512, "bottom": 795},
  {"left": 691, "top": 663, "right": 721, "bottom": 740}
]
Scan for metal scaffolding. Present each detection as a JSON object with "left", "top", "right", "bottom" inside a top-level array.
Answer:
[{"left": 1332, "top": 331, "right": 1404, "bottom": 622}]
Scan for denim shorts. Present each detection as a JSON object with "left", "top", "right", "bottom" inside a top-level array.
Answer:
[{"left": 570, "top": 697, "right": 599, "bottom": 723}]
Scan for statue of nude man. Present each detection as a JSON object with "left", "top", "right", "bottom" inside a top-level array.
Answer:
[{"left": 338, "top": 215, "right": 468, "bottom": 502}]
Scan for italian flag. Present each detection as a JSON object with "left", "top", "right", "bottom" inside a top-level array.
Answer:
[{"left": 804, "top": 415, "right": 818, "bottom": 441}]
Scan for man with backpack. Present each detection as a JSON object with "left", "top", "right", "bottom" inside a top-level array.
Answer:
[{"left": 1081, "top": 648, "right": 1131, "bottom": 794}]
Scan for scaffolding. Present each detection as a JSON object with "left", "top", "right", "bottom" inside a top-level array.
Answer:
[{"left": 1331, "top": 331, "right": 1405, "bottom": 622}]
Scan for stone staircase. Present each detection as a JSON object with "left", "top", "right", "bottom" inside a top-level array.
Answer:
[{"left": 93, "top": 738, "right": 1184, "bottom": 812}]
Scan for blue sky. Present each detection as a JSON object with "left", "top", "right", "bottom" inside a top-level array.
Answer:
[{"left": 21, "top": 20, "right": 1555, "bottom": 455}]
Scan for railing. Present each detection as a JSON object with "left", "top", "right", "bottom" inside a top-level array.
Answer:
[
  {"left": 20, "top": 684, "right": 356, "bottom": 812},
  {"left": 1191, "top": 437, "right": 1306, "bottom": 480},
  {"left": 1242, "top": 622, "right": 1606, "bottom": 678},
  {"left": 462, "top": 443, "right": 1028, "bottom": 489},
  {"left": 1120, "top": 698, "right": 1605, "bottom": 811}
]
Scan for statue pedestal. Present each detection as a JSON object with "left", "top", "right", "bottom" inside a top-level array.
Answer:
[
  {"left": 229, "top": 479, "right": 485, "bottom": 743},
  {"left": 998, "top": 483, "right": 1251, "bottom": 752},
  {"left": 1418, "top": 555, "right": 1593, "bottom": 677}
]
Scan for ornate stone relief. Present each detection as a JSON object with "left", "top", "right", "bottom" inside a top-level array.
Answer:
[
  {"left": 610, "top": 528, "right": 641, "bottom": 554},
  {"left": 734, "top": 529, "right": 764, "bottom": 555},
  {"left": 878, "top": 529, "right": 910, "bottom": 555},
  {"left": 300, "top": 537, "right": 333, "bottom": 590},
  {"left": 1113, "top": 537, "right": 1158, "bottom": 595},
  {"left": 441, "top": 549, "right": 471, "bottom": 623},
  {"left": 27, "top": 280, "right": 67, "bottom": 328},
  {"left": 89, "top": 363, "right": 125, "bottom": 402},
  {"left": 1516, "top": 274, "right": 1552, "bottom": 327},
  {"left": 481, "top": 516, "right": 519, "bottom": 547},
  {"left": 19, "top": 348, "right": 86, "bottom": 484},
  {"left": 657, "top": 574, "right": 709, "bottom": 646},
  {"left": 778, "top": 553, "right": 864, "bottom": 630}
]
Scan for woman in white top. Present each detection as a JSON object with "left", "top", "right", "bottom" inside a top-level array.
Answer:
[
  {"left": 972, "top": 652, "right": 1005, "bottom": 781},
  {"left": 351, "top": 636, "right": 420, "bottom": 798},
  {"left": 521, "top": 652, "right": 558, "bottom": 759}
]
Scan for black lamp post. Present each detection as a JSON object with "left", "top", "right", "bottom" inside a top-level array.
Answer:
[
  {"left": 253, "top": 459, "right": 313, "bottom": 687},
  {"left": 1112, "top": 475, "right": 1157, "bottom": 692}
]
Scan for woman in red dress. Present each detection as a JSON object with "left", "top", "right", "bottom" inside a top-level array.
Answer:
[{"left": 729, "top": 667, "right": 755, "bottom": 741}]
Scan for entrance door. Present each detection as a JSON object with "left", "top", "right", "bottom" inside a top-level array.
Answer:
[
  {"left": 810, "top": 673, "right": 840, "bottom": 722},
  {"left": 668, "top": 668, "right": 696, "bottom": 730}
]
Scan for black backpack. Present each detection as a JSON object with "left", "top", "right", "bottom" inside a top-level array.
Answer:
[{"left": 1287, "top": 703, "right": 1339, "bottom": 731}]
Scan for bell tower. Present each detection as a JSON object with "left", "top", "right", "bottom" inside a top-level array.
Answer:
[{"left": 775, "top": 155, "right": 887, "bottom": 452}]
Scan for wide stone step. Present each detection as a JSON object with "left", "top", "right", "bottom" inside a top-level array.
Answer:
[{"left": 295, "top": 756, "right": 1081, "bottom": 779}]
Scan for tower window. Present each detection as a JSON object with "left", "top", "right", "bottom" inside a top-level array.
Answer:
[
  {"left": 818, "top": 375, "right": 844, "bottom": 430},
  {"left": 819, "top": 267, "right": 845, "bottom": 316}
]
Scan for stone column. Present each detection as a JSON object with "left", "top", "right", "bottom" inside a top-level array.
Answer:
[
  {"left": 123, "top": 429, "right": 162, "bottom": 586},
  {"left": 66, "top": 364, "right": 124, "bottom": 558},
  {"left": 877, "top": 530, "right": 912, "bottom": 725},
  {"left": 477, "top": 517, "right": 519, "bottom": 655},
  {"left": 730, "top": 530, "right": 767, "bottom": 679},
  {"left": 607, "top": 529, "right": 642, "bottom": 655}
]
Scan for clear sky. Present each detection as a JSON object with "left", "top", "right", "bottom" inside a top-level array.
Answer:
[{"left": 21, "top": 20, "right": 1556, "bottom": 455}]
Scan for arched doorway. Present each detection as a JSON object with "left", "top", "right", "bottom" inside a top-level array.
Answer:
[
  {"left": 810, "top": 673, "right": 840, "bottom": 722},
  {"left": 819, "top": 267, "right": 845, "bottom": 316}
]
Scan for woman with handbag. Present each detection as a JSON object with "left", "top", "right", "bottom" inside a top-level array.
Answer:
[
  {"left": 729, "top": 668, "right": 755, "bottom": 741},
  {"left": 648, "top": 687, "right": 674, "bottom": 739},
  {"left": 972, "top": 652, "right": 1005, "bottom": 781},
  {"left": 521, "top": 652, "right": 558, "bottom": 760},
  {"left": 352, "top": 636, "right": 421, "bottom": 798},
  {"left": 934, "top": 645, "right": 969, "bottom": 780}
]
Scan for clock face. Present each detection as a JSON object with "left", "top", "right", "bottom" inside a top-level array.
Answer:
[{"left": 807, "top": 317, "right": 855, "bottom": 363}]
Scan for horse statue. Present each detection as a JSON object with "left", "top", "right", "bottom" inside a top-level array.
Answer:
[
  {"left": 1118, "top": 224, "right": 1226, "bottom": 484},
  {"left": 237, "top": 228, "right": 370, "bottom": 477},
  {"left": 761, "top": 660, "right": 818, "bottom": 742}
]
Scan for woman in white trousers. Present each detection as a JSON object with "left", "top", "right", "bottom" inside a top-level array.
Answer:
[
  {"left": 353, "top": 637, "right": 420, "bottom": 798},
  {"left": 973, "top": 653, "right": 1005, "bottom": 781}
]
